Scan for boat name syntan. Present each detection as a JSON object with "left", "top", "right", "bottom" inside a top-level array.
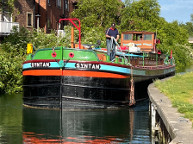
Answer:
[
  {"left": 31, "top": 62, "right": 51, "bottom": 68},
  {"left": 75, "top": 63, "right": 101, "bottom": 70}
]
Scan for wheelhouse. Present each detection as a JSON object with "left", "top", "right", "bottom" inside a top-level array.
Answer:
[{"left": 121, "top": 31, "right": 156, "bottom": 52}]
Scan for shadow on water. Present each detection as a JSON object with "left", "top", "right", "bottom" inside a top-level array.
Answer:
[{"left": 0, "top": 93, "right": 151, "bottom": 144}]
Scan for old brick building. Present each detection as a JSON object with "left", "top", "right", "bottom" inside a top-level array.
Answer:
[
  {"left": 14, "top": 0, "right": 35, "bottom": 31},
  {"left": 13, "top": 0, "right": 77, "bottom": 32}
]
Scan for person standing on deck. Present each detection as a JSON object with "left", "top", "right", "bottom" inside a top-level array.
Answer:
[{"left": 106, "top": 23, "right": 119, "bottom": 61}]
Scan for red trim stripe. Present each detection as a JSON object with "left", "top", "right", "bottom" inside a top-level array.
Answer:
[
  {"left": 23, "top": 70, "right": 129, "bottom": 79},
  {"left": 23, "top": 59, "right": 132, "bottom": 68}
]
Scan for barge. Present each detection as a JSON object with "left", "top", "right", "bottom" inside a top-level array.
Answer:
[{"left": 22, "top": 19, "right": 175, "bottom": 109}]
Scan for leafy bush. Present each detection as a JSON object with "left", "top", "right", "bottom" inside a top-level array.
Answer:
[
  {"left": 0, "top": 49, "right": 24, "bottom": 94},
  {"left": 0, "top": 26, "right": 79, "bottom": 94},
  {"left": 81, "top": 27, "right": 106, "bottom": 47}
]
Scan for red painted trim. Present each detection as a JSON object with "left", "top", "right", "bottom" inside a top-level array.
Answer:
[
  {"left": 69, "top": 60, "right": 132, "bottom": 68},
  {"left": 23, "top": 69, "right": 130, "bottom": 79},
  {"left": 23, "top": 59, "right": 175, "bottom": 71},
  {"left": 23, "top": 59, "right": 59, "bottom": 64},
  {"left": 23, "top": 59, "right": 132, "bottom": 69}
]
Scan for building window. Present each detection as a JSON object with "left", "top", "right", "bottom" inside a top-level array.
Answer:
[
  {"left": 47, "top": 18, "right": 51, "bottom": 29},
  {"left": 27, "top": 12, "right": 33, "bottom": 27},
  {"left": 65, "top": 0, "right": 69, "bottom": 11},
  {"left": 48, "top": 0, "right": 50, "bottom": 4},
  {"left": 56, "top": 0, "right": 61, "bottom": 8}
]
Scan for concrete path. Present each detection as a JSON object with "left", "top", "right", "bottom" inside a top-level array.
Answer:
[{"left": 148, "top": 83, "right": 193, "bottom": 144}]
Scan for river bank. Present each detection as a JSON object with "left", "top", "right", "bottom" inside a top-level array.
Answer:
[
  {"left": 148, "top": 72, "right": 193, "bottom": 143},
  {"left": 155, "top": 72, "right": 193, "bottom": 123}
]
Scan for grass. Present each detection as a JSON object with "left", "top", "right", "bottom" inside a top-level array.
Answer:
[{"left": 154, "top": 72, "right": 193, "bottom": 123}]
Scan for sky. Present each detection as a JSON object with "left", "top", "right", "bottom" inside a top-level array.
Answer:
[
  {"left": 159, "top": 0, "right": 193, "bottom": 23},
  {"left": 122, "top": 0, "right": 193, "bottom": 23}
]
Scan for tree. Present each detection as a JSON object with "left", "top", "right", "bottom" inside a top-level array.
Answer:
[
  {"left": 0, "top": 0, "right": 15, "bottom": 13},
  {"left": 70, "top": 0, "right": 123, "bottom": 46},
  {"left": 191, "top": 14, "right": 193, "bottom": 22},
  {"left": 120, "top": 0, "right": 161, "bottom": 32},
  {"left": 71, "top": 0, "right": 123, "bottom": 29},
  {"left": 156, "top": 21, "right": 190, "bottom": 71},
  {"left": 180, "top": 22, "right": 193, "bottom": 37},
  {"left": 124, "top": 0, "right": 135, "bottom": 7}
]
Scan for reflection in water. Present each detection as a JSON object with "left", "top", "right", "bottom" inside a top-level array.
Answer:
[
  {"left": 23, "top": 100, "right": 151, "bottom": 143},
  {"left": 0, "top": 94, "right": 23, "bottom": 144},
  {"left": 0, "top": 94, "right": 151, "bottom": 144}
]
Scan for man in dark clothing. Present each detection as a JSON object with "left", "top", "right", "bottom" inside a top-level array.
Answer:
[{"left": 106, "top": 23, "right": 119, "bottom": 61}]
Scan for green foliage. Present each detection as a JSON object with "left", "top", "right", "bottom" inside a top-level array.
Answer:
[
  {"left": 180, "top": 22, "right": 193, "bottom": 37},
  {"left": 0, "top": 27, "right": 30, "bottom": 94},
  {"left": 31, "top": 29, "right": 61, "bottom": 49},
  {"left": 0, "top": 0, "right": 15, "bottom": 13},
  {"left": 71, "top": 0, "right": 122, "bottom": 31},
  {"left": 2, "top": 27, "right": 31, "bottom": 55},
  {"left": 124, "top": 0, "right": 134, "bottom": 7},
  {"left": 0, "top": 49, "right": 24, "bottom": 94},
  {"left": 156, "top": 21, "right": 191, "bottom": 71},
  {"left": 191, "top": 14, "right": 193, "bottom": 23},
  {"left": 120, "top": 0, "right": 161, "bottom": 32},
  {"left": 81, "top": 27, "right": 106, "bottom": 47}
]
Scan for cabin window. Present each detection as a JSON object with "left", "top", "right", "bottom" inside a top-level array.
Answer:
[
  {"left": 26, "top": 12, "right": 33, "bottom": 27},
  {"left": 123, "top": 34, "right": 132, "bottom": 40},
  {"left": 133, "top": 34, "right": 142, "bottom": 41},
  {"left": 144, "top": 34, "right": 152, "bottom": 40}
]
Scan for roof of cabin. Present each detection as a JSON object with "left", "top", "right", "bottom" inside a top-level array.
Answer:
[{"left": 121, "top": 31, "right": 155, "bottom": 34}]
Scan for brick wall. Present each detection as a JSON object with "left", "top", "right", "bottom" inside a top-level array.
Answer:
[
  {"left": 46, "top": 0, "right": 64, "bottom": 33},
  {"left": 35, "top": 0, "right": 47, "bottom": 32},
  {"left": 14, "top": 0, "right": 35, "bottom": 30},
  {"left": 13, "top": 0, "right": 77, "bottom": 33}
]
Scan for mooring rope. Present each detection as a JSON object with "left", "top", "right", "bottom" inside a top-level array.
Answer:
[{"left": 129, "top": 66, "right": 136, "bottom": 106}]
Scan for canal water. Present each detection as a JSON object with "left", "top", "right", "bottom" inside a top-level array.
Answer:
[{"left": 0, "top": 93, "right": 151, "bottom": 143}]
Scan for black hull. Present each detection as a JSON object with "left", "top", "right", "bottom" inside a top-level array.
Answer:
[{"left": 23, "top": 76, "right": 131, "bottom": 109}]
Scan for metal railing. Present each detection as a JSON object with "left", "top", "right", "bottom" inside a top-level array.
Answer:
[{"left": 0, "top": 21, "right": 19, "bottom": 35}]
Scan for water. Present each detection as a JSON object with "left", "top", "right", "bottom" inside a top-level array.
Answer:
[
  {"left": 179, "top": 65, "right": 193, "bottom": 74},
  {"left": 0, "top": 94, "right": 151, "bottom": 144}
]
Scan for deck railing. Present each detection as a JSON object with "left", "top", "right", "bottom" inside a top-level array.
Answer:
[{"left": 0, "top": 21, "right": 19, "bottom": 35}]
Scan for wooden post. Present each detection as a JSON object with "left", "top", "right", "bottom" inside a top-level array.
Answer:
[
  {"left": 71, "top": 26, "right": 74, "bottom": 48},
  {"left": 151, "top": 102, "right": 157, "bottom": 144}
]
